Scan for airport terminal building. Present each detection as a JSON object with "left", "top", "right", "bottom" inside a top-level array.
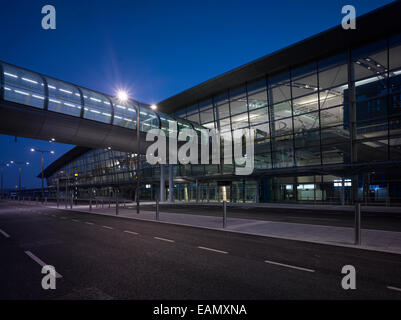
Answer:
[{"left": 42, "top": 2, "right": 401, "bottom": 205}]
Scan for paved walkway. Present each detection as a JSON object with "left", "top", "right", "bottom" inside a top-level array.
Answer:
[{"left": 38, "top": 201, "right": 401, "bottom": 256}]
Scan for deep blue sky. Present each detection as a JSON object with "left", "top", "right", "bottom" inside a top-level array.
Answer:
[{"left": 0, "top": 0, "right": 393, "bottom": 189}]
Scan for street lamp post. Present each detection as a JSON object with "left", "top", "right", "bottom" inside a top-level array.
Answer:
[
  {"left": 136, "top": 104, "right": 140, "bottom": 214},
  {"left": 9, "top": 161, "right": 30, "bottom": 200},
  {"left": 30, "top": 148, "right": 54, "bottom": 202}
]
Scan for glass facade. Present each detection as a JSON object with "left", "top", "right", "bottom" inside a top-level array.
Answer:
[{"left": 31, "top": 31, "right": 401, "bottom": 205}]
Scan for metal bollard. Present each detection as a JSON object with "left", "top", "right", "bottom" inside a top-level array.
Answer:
[
  {"left": 123, "top": 200, "right": 126, "bottom": 208},
  {"left": 116, "top": 198, "right": 119, "bottom": 215},
  {"left": 89, "top": 198, "right": 92, "bottom": 211},
  {"left": 70, "top": 196, "right": 73, "bottom": 209},
  {"left": 354, "top": 203, "right": 361, "bottom": 245},
  {"left": 223, "top": 201, "right": 227, "bottom": 228},
  {"left": 156, "top": 198, "right": 160, "bottom": 221}
]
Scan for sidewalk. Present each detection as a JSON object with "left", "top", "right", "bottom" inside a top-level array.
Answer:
[{"left": 44, "top": 202, "right": 401, "bottom": 255}]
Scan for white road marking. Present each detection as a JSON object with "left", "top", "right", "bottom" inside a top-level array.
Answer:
[
  {"left": 71, "top": 219, "right": 79, "bottom": 222},
  {"left": 85, "top": 222, "right": 94, "bottom": 225},
  {"left": 102, "top": 226, "right": 113, "bottom": 230},
  {"left": 124, "top": 230, "right": 138, "bottom": 235},
  {"left": 154, "top": 236, "right": 175, "bottom": 243},
  {"left": 387, "top": 286, "right": 401, "bottom": 292},
  {"left": 198, "top": 246, "right": 228, "bottom": 254},
  {"left": 0, "top": 228, "right": 10, "bottom": 238},
  {"left": 24, "top": 251, "right": 63, "bottom": 278},
  {"left": 264, "top": 259, "right": 315, "bottom": 273}
]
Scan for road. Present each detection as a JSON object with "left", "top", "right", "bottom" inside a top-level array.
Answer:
[{"left": 0, "top": 201, "right": 401, "bottom": 300}]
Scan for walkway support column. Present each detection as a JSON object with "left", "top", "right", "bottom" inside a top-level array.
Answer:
[
  {"left": 196, "top": 179, "right": 199, "bottom": 203},
  {"left": 160, "top": 164, "right": 165, "bottom": 202},
  {"left": 168, "top": 164, "right": 174, "bottom": 203}
]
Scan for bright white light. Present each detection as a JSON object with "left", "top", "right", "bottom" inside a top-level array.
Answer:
[
  {"left": 150, "top": 104, "right": 157, "bottom": 110},
  {"left": 30, "top": 148, "right": 35, "bottom": 152},
  {"left": 4, "top": 72, "right": 17, "bottom": 78},
  {"left": 14, "top": 90, "right": 29, "bottom": 96},
  {"left": 59, "top": 88, "right": 72, "bottom": 94},
  {"left": 22, "top": 77, "right": 38, "bottom": 84},
  {"left": 50, "top": 151, "right": 55, "bottom": 154},
  {"left": 117, "top": 90, "right": 128, "bottom": 102}
]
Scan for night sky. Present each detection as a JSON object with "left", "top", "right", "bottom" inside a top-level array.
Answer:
[{"left": 0, "top": 0, "right": 393, "bottom": 189}]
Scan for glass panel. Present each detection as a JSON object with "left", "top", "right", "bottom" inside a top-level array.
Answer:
[
  {"left": 295, "top": 146, "right": 321, "bottom": 167},
  {"left": 320, "top": 105, "right": 345, "bottom": 128},
  {"left": 200, "top": 108, "right": 215, "bottom": 124},
  {"left": 390, "top": 137, "right": 401, "bottom": 160},
  {"left": 199, "top": 99, "right": 213, "bottom": 112},
  {"left": 293, "top": 112, "right": 320, "bottom": 148},
  {"left": 231, "top": 113, "right": 249, "bottom": 130},
  {"left": 272, "top": 100, "right": 292, "bottom": 120},
  {"left": 46, "top": 77, "right": 82, "bottom": 116},
  {"left": 159, "top": 113, "right": 176, "bottom": 137},
  {"left": 3, "top": 64, "right": 45, "bottom": 108},
  {"left": 230, "top": 85, "right": 246, "bottom": 101},
  {"left": 139, "top": 107, "right": 159, "bottom": 132},
  {"left": 111, "top": 98, "right": 137, "bottom": 130},
  {"left": 249, "top": 107, "right": 268, "bottom": 126},
  {"left": 356, "top": 97, "right": 388, "bottom": 139},
  {"left": 219, "top": 117, "right": 231, "bottom": 132},
  {"left": 217, "top": 102, "right": 230, "bottom": 119},
  {"left": 356, "top": 138, "right": 388, "bottom": 162},
  {"left": 318, "top": 53, "right": 348, "bottom": 90},
  {"left": 321, "top": 143, "right": 348, "bottom": 164},
  {"left": 187, "top": 112, "right": 200, "bottom": 123},
  {"left": 292, "top": 92, "right": 319, "bottom": 115},
  {"left": 253, "top": 123, "right": 270, "bottom": 139},
  {"left": 269, "top": 71, "right": 291, "bottom": 104},
  {"left": 81, "top": 88, "right": 112, "bottom": 123},
  {"left": 230, "top": 98, "right": 248, "bottom": 116},
  {"left": 186, "top": 104, "right": 198, "bottom": 115},
  {"left": 291, "top": 63, "right": 318, "bottom": 99},
  {"left": 272, "top": 117, "right": 293, "bottom": 136},
  {"left": 390, "top": 34, "right": 401, "bottom": 69},
  {"left": 248, "top": 78, "right": 268, "bottom": 111},
  {"left": 174, "top": 109, "right": 186, "bottom": 119},
  {"left": 318, "top": 53, "right": 348, "bottom": 109},
  {"left": 247, "top": 78, "right": 267, "bottom": 96},
  {"left": 353, "top": 40, "right": 388, "bottom": 82}
]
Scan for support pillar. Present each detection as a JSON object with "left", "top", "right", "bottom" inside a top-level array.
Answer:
[
  {"left": 160, "top": 164, "right": 165, "bottom": 202},
  {"left": 168, "top": 164, "right": 174, "bottom": 203}
]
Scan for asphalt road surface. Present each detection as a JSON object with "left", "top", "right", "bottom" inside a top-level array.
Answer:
[{"left": 1, "top": 201, "right": 401, "bottom": 300}]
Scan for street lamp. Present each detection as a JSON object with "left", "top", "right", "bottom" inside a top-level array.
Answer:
[
  {"left": 30, "top": 148, "right": 55, "bottom": 202},
  {"left": 8, "top": 161, "right": 30, "bottom": 200}
]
